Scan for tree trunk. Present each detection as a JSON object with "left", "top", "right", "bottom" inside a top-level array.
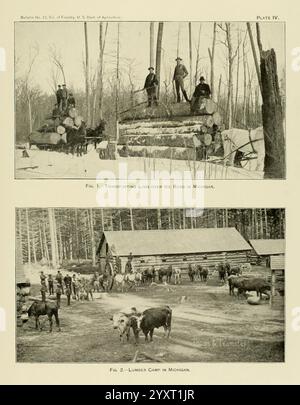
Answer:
[
  {"left": 226, "top": 23, "right": 233, "bottom": 128},
  {"left": 130, "top": 209, "right": 134, "bottom": 230},
  {"left": 260, "top": 49, "right": 285, "bottom": 178},
  {"left": 217, "top": 74, "right": 222, "bottom": 105},
  {"left": 25, "top": 209, "right": 31, "bottom": 264},
  {"left": 150, "top": 22, "right": 155, "bottom": 67},
  {"left": 243, "top": 40, "right": 247, "bottom": 126},
  {"left": 194, "top": 24, "right": 202, "bottom": 86},
  {"left": 48, "top": 208, "right": 58, "bottom": 268},
  {"left": 84, "top": 22, "right": 91, "bottom": 126},
  {"left": 208, "top": 22, "right": 217, "bottom": 100},
  {"left": 234, "top": 31, "right": 241, "bottom": 123},
  {"left": 157, "top": 209, "right": 162, "bottom": 229},
  {"left": 89, "top": 209, "right": 96, "bottom": 267},
  {"left": 18, "top": 210, "right": 23, "bottom": 264},
  {"left": 155, "top": 22, "right": 164, "bottom": 99},
  {"left": 188, "top": 22, "right": 193, "bottom": 95},
  {"left": 116, "top": 23, "right": 120, "bottom": 137},
  {"left": 264, "top": 208, "right": 268, "bottom": 238},
  {"left": 246, "top": 22, "right": 262, "bottom": 94},
  {"left": 27, "top": 96, "right": 32, "bottom": 134}
]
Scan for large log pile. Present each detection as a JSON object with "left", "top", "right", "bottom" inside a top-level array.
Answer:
[
  {"left": 118, "top": 101, "right": 222, "bottom": 161},
  {"left": 29, "top": 107, "right": 84, "bottom": 147}
]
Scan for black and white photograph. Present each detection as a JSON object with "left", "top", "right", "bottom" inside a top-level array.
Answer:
[
  {"left": 16, "top": 208, "right": 285, "bottom": 363},
  {"left": 15, "top": 21, "right": 285, "bottom": 180}
]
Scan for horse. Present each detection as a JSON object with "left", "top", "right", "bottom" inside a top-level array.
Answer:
[
  {"left": 220, "top": 127, "right": 265, "bottom": 171},
  {"left": 27, "top": 301, "right": 60, "bottom": 332},
  {"left": 66, "top": 122, "right": 87, "bottom": 156},
  {"left": 85, "top": 120, "right": 106, "bottom": 151}
]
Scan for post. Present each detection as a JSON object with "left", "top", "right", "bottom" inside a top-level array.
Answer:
[{"left": 270, "top": 269, "right": 276, "bottom": 306}]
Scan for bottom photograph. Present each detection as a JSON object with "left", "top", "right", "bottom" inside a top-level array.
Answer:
[{"left": 16, "top": 208, "right": 285, "bottom": 363}]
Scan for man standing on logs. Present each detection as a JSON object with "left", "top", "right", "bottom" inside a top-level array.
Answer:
[
  {"left": 67, "top": 92, "right": 76, "bottom": 109},
  {"left": 144, "top": 67, "right": 158, "bottom": 107},
  {"left": 56, "top": 85, "right": 63, "bottom": 111},
  {"left": 173, "top": 57, "right": 190, "bottom": 103},
  {"left": 61, "top": 84, "right": 68, "bottom": 112},
  {"left": 191, "top": 76, "right": 211, "bottom": 113}
]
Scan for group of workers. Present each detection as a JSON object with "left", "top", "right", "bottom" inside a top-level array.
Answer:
[
  {"left": 143, "top": 56, "right": 211, "bottom": 107},
  {"left": 52, "top": 84, "right": 76, "bottom": 117}
]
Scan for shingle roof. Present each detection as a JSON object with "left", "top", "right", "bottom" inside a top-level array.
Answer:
[
  {"left": 100, "top": 228, "right": 251, "bottom": 257},
  {"left": 249, "top": 239, "right": 285, "bottom": 256}
]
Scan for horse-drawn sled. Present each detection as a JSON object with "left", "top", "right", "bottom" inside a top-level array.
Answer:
[{"left": 29, "top": 107, "right": 106, "bottom": 156}]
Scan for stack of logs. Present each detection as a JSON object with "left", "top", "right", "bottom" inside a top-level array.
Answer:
[
  {"left": 118, "top": 100, "right": 222, "bottom": 161},
  {"left": 29, "top": 108, "right": 84, "bottom": 146}
]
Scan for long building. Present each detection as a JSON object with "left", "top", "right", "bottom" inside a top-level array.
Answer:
[{"left": 97, "top": 227, "right": 252, "bottom": 273}]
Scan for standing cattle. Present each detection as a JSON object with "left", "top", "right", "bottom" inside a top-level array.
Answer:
[
  {"left": 142, "top": 268, "right": 155, "bottom": 284},
  {"left": 221, "top": 127, "right": 265, "bottom": 172},
  {"left": 228, "top": 275, "right": 245, "bottom": 296},
  {"left": 27, "top": 301, "right": 60, "bottom": 332},
  {"left": 110, "top": 308, "right": 139, "bottom": 344},
  {"left": 217, "top": 263, "right": 226, "bottom": 282},
  {"left": 200, "top": 267, "right": 208, "bottom": 282},
  {"left": 158, "top": 267, "right": 172, "bottom": 283},
  {"left": 135, "top": 306, "right": 172, "bottom": 342},
  {"left": 173, "top": 268, "right": 182, "bottom": 285},
  {"left": 237, "top": 278, "right": 271, "bottom": 299},
  {"left": 188, "top": 264, "right": 196, "bottom": 282},
  {"left": 110, "top": 274, "right": 126, "bottom": 292}
]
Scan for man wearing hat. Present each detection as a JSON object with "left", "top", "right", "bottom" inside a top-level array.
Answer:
[
  {"left": 67, "top": 92, "right": 76, "bottom": 109},
  {"left": 144, "top": 67, "right": 159, "bottom": 107},
  {"left": 61, "top": 84, "right": 69, "bottom": 111},
  {"left": 191, "top": 76, "right": 211, "bottom": 113},
  {"left": 173, "top": 57, "right": 190, "bottom": 103},
  {"left": 56, "top": 85, "right": 63, "bottom": 110}
]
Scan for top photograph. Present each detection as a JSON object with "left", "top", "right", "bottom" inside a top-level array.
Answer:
[{"left": 14, "top": 21, "right": 285, "bottom": 180}]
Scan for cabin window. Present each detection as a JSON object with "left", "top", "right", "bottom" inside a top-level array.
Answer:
[
  {"left": 140, "top": 259, "right": 145, "bottom": 264},
  {"left": 183, "top": 257, "right": 187, "bottom": 261},
  {"left": 162, "top": 258, "right": 167, "bottom": 262}
]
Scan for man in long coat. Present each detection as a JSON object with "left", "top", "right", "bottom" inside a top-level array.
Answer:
[{"left": 144, "top": 67, "right": 158, "bottom": 107}]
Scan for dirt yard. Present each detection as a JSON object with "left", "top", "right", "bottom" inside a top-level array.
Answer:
[{"left": 17, "top": 275, "right": 284, "bottom": 363}]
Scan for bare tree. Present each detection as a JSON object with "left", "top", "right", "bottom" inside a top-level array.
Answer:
[
  {"left": 49, "top": 44, "right": 66, "bottom": 84},
  {"left": 194, "top": 24, "right": 202, "bottom": 86},
  {"left": 150, "top": 22, "right": 155, "bottom": 67},
  {"left": 24, "top": 45, "right": 39, "bottom": 133},
  {"left": 208, "top": 23, "right": 217, "bottom": 100},
  {"left": 155, "top": 22, "right": 164, "bottom": 99},
  {"left": 48, "top": 208, "right": 58, "bottom": 268},
  {"left": 188, "top": 22, "right": 193, "bottom": 95},
  {"left": 84, "top": 22, "right": 91, "bottom": 126}
]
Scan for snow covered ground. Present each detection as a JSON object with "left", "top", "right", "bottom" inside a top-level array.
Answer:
[{"left": 15, "top": 148, "right": 263, "bottom": 180}]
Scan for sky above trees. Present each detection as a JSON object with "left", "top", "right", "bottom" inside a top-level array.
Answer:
[{"left": 15, "top": 21, "right": 285, "bottom": 97}]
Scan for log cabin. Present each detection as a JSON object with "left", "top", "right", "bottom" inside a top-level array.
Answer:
[{"left": 97, "top": 227, "right": 252, "bottom": 274}]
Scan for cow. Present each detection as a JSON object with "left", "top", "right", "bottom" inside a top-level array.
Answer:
[
  {"left": 125, "top": 272, "right": 142, "bottom": 288},
  {"left": 237, "top": 278, "right": 271, "bottom": 299},
  {"left": 228, "top": 265, "right": 242, "bottom": 277},
  {"left": 27, "top": 301, "right": 60, "bottom": 332},
  {"left": 173, "top": 268, "right": 182, "bottom": 285},
  {"left": 134, "top": 306, "right": 172, "bottom": 342},
  {"left": 158, "top": 267, "right": 172, "bottom": 283},
  {"left": 199, "top": 267, "right": 208, "bottom": 282},
  {"left": 110, "top": 274, "right": 126, "bottom": 292},
  {"left": 142, "top": 268, "right": 155, "bottom": 284},
  {"left": 228, "top": 275, "right": 245, "bottom": 296},
  {"left": 221, "top": 127, "right": 265, "bottom": 172},
  {"left": 216, "top": 263, "right": 226, "bottom": 282},
  {"left": 188, "top": 264, "right": 196, "bottom": 282},
  {"left": 110, "top": 308, "right": 139, "bottom": 344}
]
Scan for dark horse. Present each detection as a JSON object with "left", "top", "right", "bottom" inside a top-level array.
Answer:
[
  {"left": 66, "top": 122, "right": 87, "bottom": 156},
  {"left": 28, "top": 301, "right": 60, "bottom": 332},
  {"left": 85, "top": 120, "right": 106, "bottom": 151}
]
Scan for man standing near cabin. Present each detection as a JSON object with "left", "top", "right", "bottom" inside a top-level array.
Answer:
[
  {"left": 173, "top": 57, "right": 190, "bottom": 103},
  {"left": 48, "top": 274, "right": 54, "bottom": 296},
  {"left": 55, "top": 284, "right": 62, "bottom": 309},
  {"left": 144, "top": 67, "right": 158, "bottom": 107},
  {"left": 56, "top": 271, "right": 64, "bottom": 294}
]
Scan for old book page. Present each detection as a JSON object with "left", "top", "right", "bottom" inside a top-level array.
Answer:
[{"left": 0, "top": 0, "right": 299, "bottom": 385}]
